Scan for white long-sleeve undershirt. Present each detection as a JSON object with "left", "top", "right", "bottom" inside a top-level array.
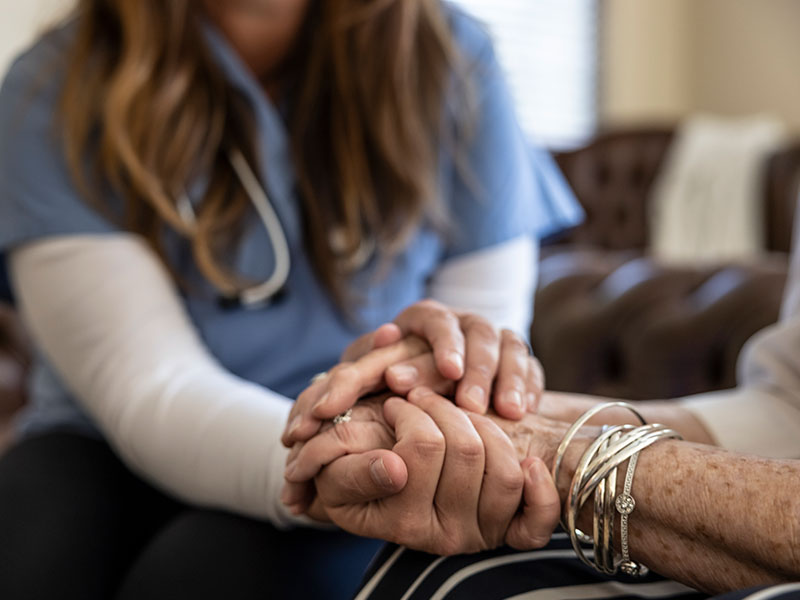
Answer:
[{"left": 10, "top": 232, "right": 538, "bottom": 526}]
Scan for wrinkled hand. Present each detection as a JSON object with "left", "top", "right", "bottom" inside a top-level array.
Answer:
[
  {"left": 281, "top": 393, "right": 405, "bottom": 514},
  {"left": 307, "top": 389, "right": 562, "bottom": 554},
  {"left": 281, "top": 336, "right": 429, "bottom": 448}
]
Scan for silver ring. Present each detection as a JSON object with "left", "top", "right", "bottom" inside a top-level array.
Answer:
[
  {"left": 310, "top": 371, "right": 328, "bottom": 385},
  {"left": 332, "top": 409, "right": 353, "bottom": 425}
]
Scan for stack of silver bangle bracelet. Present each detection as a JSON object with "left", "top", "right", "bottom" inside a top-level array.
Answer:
[{"left": 551, "top": 402, "right": 683, "bottom": 576}]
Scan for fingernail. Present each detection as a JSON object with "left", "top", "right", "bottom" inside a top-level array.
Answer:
[
  {"left": 369, "top": 457, "right": 393, "bottom": 488},
  {"left": 446, "top": 351, "right": 464, "bottom": 374},
  {"left": 286, "top": 416, "right": 302, "bottom": 438},
  {"left": 288, "top": 504, "right": 304, "bottom": 515},
  {"left": 389, "top": 365, "right": 418, "bottom": 387},
  {"left": 504, "top": 390, "right": 523, "bottom": 412},
  {"left": 312, "top": 393, "right": 330, "bottom": 413},
  {"left": 463, "top": 385, "right": 486, "bottom": 412}
]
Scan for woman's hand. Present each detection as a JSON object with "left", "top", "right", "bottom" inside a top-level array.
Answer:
[
  {"left": 307, "top": 388, "right": 562, "bottom": 554},
  {"left": 376, "top": 300, "right": 543, "bottom": 419},
  {"left": 282, "top": 299, "right": 544, "bottom": 449}
]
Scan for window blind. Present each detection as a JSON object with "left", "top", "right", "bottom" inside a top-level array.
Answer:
[{"left": 454, "top": 0, "right": 598, "bottom": 149}]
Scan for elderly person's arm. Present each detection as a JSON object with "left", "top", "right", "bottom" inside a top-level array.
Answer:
[
  {"left": 307, "top": 390, "right": 800, "bottom": 594},
  {"left": 497, "top": 408, "right": 800, "bottom": 594}
]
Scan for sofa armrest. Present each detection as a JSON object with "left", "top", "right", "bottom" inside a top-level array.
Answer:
[{"left": 532, "top": 250, "right": 787, "bottom": 400}]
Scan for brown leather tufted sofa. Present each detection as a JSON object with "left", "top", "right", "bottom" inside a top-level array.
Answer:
[{"left": 533, "top": 128, "right": 800, "bottom": 400}]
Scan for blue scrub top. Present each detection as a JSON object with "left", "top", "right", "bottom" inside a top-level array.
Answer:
[{"left": 0, "top": 3, "right": 582, "bottom": 438}]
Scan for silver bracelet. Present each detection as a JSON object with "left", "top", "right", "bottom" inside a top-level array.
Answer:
[
  {"left": 566, "top": 424, "right": 633, "bottom": 570},
  {"left": 552, "top": 402, "right": 646, "bottom": 544},
  {"left": 575, "top": 425, "right": 679, "bottom": 509},
  {"left": 600, "top": 430, "right": 621, "bottom": 574},
  {"left": 617, "top": 450, "right": 647, "bottom": 576},
  {"left": 592, "top": 432, "right": 609, "bottom": 572},
  {"left": 551, "top": 402, "right": 646, "bottom": 488},
  {"left": 560, "top": 405, "right": 682, "bottom": 576}
]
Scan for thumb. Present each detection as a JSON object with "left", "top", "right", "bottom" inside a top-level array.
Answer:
[
  {"left": 315, "top": 449, "right": 408, "bottom": 507},
  {"left": 505, "top": 457, "right": 562, "bottom": 550}
]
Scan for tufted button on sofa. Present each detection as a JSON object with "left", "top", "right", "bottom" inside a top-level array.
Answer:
[{"left": 533, "top": 128, "right": 800, "bottom": 400}]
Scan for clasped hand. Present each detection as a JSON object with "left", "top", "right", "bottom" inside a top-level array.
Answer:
[{"left": 280, "top": 301, "right": 562, "bottom": 555}]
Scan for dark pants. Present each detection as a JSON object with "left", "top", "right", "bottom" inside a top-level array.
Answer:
[{"left": 0, "top": 432, "right": 381, "bottom": 600}]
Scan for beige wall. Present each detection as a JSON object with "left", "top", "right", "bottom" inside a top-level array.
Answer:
[
  {"left": 692, "top": 0, "right": 800, "bottom": 131},
  {"left": 600, "top": 0, "right": 694, "bottom": 126},
  {"left": 0, "top": 0, "right": 73, "bottom": 80},
  {"left": 601, "top": 0, "right": 800, "bottom": 132}
]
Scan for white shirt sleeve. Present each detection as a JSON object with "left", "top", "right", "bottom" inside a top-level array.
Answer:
[
  {"left": 10, "top": 233, "right": 312, "bottom": 527},
  {"left": 680, "top": 305, "right": 800, "bottom": 459},
  {"left": 426, "top": 235, "right": 538, "bottom": 338}
]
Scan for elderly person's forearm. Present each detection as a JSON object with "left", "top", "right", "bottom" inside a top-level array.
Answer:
[{"left": 504, "top": 412, "right": 800, "bottom": 594}]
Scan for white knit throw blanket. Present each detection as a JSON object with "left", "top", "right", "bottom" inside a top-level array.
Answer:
[{"left": 649, "top": 114, "right": 788, "bottom": 264}]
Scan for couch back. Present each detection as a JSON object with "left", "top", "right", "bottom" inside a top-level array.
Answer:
[{"left": 553, "top": 128, "right": 800, "bottom": 253}]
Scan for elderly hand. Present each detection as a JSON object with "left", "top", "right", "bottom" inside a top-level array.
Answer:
[
  {"left": 280, "top": 336, "right": 429, "bottom": 448},
  {"left": 280, "top": 393, "right": 404, "bottom": 514},
  {"left": 304, "top": 388, "right": 562, "bottom": 554}
]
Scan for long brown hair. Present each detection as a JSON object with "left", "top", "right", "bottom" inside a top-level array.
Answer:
[{"left": 59, "top": 0, "right": 470, "bottom": 303}]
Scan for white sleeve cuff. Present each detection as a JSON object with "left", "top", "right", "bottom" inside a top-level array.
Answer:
[{"left": 680, "top": 387, "right": 800, "bottom": 458}]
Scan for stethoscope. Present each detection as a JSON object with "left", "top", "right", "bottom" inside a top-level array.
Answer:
[
  {"left": 178, "top": 149, "right": 291, "bottom": 308},
  {"left": 177, "top": 149, "right": 375, "bottom": 308}
]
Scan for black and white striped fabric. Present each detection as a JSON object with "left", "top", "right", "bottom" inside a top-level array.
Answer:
[{"left": 354, "top": 533, "right": 800, "bottom": 600}]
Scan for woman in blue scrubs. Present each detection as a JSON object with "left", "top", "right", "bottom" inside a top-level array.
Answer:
[{"left": 0, "top": 1, "right": 579, "bottom": 598}]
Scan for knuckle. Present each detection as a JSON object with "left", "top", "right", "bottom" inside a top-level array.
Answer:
[
  {"left": 345, "top": 466, "right": 374, "bottom": 499},
  {"left": 500, "top": 373, "right": 526, "bottom": 393},
  {"left": 442, "top": 310, "right": 461, "bottom": 328},
  {"left": 295, "top": 387, "right": 315, "bottom": 408},
  {"left": 470, "top": 362, "right": 495, "bottom": 381},
  {"left": 409, "top": 430, "right": 446, "bottom": 459},
  {"left": 417, "top": 298, "right": 445, "bottom": 313},
  {"left": 494, "top": 466, "right": 525, "bottom": 496},
  {"left": 329, "top": 364, "right": 359, "bottom": 388},
  {"left": 465, "top": 318, "right": 498, "bottom": 342},
  {"left": 451, "top": 435, "right": 485, "bottom": 464},
  {"left": 539, "top": 497, "right": 563, "bottom": 519},
  {"left": 508, "top": 352, "right": 530, "bottom": 373},
  {"left": 502, "top": 330, "right": 529, "bottom": 353}
]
